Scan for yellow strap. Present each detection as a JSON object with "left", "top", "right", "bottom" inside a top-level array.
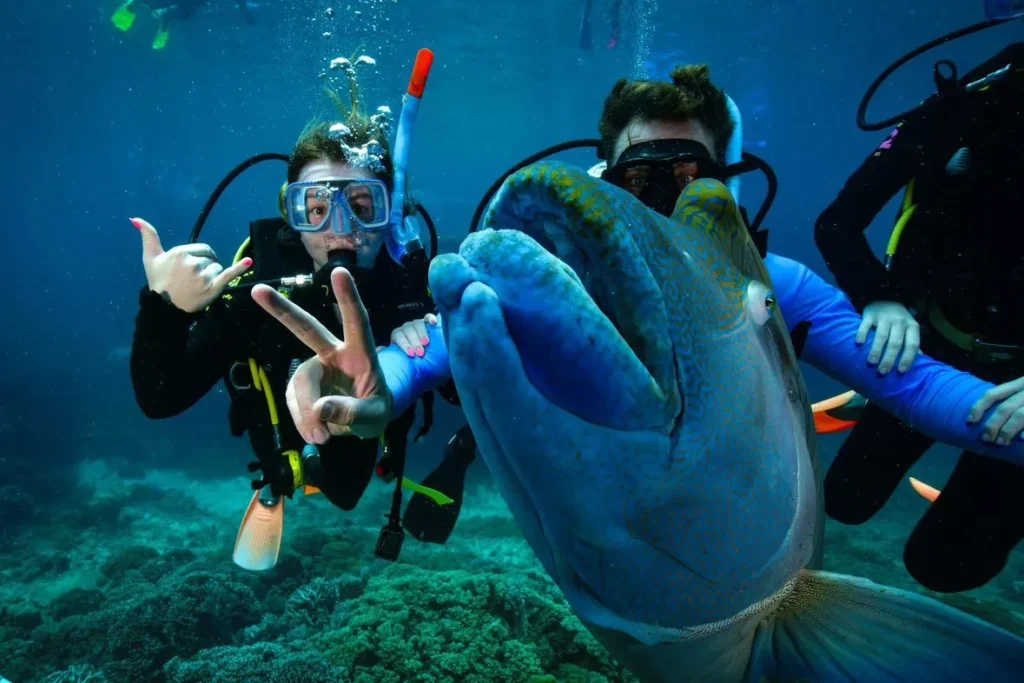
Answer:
[
  {"left": 248, "top": 359, "right": 262, "bottom": 391},
  {"left": 901, "top": 177, "right": 916, "bottom": 214},
  {"left": 886, "top": 178, "right": 918, "bottom": 264},
  {"left": 258, "top": 366, "right": 279, "bottom": 426},
  {"left": 233, "top": 237, "right": 251, "bottom": 266},
  {"left": 247, "top": 359, "right": 279, "bottom": 425},
  {"left": 285, "top": 449, "right": 303, "bottom": 490},
  {"left": 401, "top": 477, "right": 454, "bottom": 506}
]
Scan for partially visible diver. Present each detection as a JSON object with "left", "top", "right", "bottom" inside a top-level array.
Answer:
[
  {"left": 129, "top": 50, "right": 467, "bottom": 568},
  {"left": 578, "top": 0, "right": 623, "bottom": 51},
  {"left": 111, "top": 0, "right": 253, "bottom": 50},
  {"left": 815, "top": 41, "right": 1024, "bottom": 593},
  {"left": 249, "top": 63, "right": 1024, "bottom": 529}
]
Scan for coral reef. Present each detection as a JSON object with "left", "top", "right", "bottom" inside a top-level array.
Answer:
[{"left": 0, "top": 457, "right": 1020, "bottom": 683}]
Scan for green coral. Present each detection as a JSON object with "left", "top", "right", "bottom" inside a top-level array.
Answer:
[
  {"left": 19, "top": 556, "right": 262, "bottom": 682},
  {"left": 163, "top": 643, "right": 348, "bottom": 683},
  {"left": 309, "top": 564, "right": 633, "bottom": 682}
]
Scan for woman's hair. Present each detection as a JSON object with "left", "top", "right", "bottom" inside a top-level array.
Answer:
[{"left": 277, "top": 52, "right": 395, "bottom": 246}]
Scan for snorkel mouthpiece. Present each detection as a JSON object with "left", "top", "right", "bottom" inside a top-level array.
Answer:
[
  {"left": 314, "top": 249, "right": 358, "bottom": 290},
  {"left": 386, "top": 48, "right": 435, "bottom": 265},
  {"left": 326, "top": 248, "right": 357, "bottom": 269}
]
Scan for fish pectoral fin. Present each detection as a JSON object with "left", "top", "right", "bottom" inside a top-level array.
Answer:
[{"left": 746, "top": 569, "right": 1024, "bottom": 682}]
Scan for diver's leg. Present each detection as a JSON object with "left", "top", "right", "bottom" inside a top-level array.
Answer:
[
  {"left": 824, "top": 402, "right": 935, "bottom": 524},
  {"left": 152, "top": 12, "right": 170, "bottom": 50},
  {"left": 308, "top": 437, "right": 379, "bottom": 511},
  {"left": 403, "top": 424, "right": 477, "bottom": 544},
  {"left": 904, "top": 451, "right": 1024, "bottom": 592}
]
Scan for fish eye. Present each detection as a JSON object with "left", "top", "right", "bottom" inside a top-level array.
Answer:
[{"left": 747, "top": 281, "right": 774, "bottom": 326}]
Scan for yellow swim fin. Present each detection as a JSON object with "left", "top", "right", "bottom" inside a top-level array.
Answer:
[
  {"left": 110, "top": 2, "right": 136, "bottom": 31},
  {"left": 232, "top": 490, "right": 285, "bottom": 571},
  {"left": 152, "top": 28, "right": 169, "bottom": 50}
]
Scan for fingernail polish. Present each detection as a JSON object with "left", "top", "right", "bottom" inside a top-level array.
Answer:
[
  {"left": 416, "top": 348, "right": 425, "bottom": 357},
  {"left": 406, "top": 349, "right": 415, "bottom": 357},
  {"left": 421, "top": 337, "right": 430, "bottom": 345},
  {"left": 130, "top": 218, "right": 142, "bottom": 230}
]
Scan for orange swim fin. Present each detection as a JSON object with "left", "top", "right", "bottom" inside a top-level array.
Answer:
[
  {"left": 232, "top": 490, "right": 285, "bottom": 571},
  {"left": 303, "top": 484, "right": 321, "bottom": 496},
  {"left": 908, "top": 477, "right": 941, "bottom": 503},
  {"left": 812, "top": 390, "right": 866, "bottom": 434}
]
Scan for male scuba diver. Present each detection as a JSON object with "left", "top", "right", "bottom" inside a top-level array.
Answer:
[
  {"left": 815, "top": 38, "right": 1024, "bottom": 593},
  {"left": 111, "top": 0, "right": 252, "bottom": 50},
  {"left": 246, "top": 61, "right": 1024, "bottom": 543},
  {"left": 129, "top": 49, "right": 468, "bottom": 569}
]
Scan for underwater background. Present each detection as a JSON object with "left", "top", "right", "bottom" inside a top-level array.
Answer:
[{"left": 1, "top": 0, "right": 1022, "bottom": 681}]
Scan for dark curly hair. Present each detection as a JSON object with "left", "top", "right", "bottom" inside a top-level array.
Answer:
[{"left": 597, "top": 64, "right": 734, "bottom": 163}]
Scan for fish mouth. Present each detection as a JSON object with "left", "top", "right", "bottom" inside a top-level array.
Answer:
[{"left": 432, "top": 162, "right": 681, "bottom": 431}]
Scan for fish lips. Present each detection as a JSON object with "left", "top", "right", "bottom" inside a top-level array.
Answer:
[{"left": 432, "top": 168, "right": 680, "bottom": 431}]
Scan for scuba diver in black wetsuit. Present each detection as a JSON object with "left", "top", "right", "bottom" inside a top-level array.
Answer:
[
  {"left": 111, "top": 0, "right": 252, "bottom": 50},
  {"left": 128, "top": 51, "right": 471, "bottom": 567},
  {"left": 815, "top": 37, "right": 1024, "bottom": 593}
]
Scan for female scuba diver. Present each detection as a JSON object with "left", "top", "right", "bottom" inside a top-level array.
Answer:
[{"left": 129, "top": 49, "right": 465, "bottom": 570}]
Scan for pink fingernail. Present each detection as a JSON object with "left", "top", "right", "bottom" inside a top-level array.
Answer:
[
  {"left": 406, "top": 349, "right": 415, "bottom": 357},
  {"left": 130, "top": 218, "right": 142, "bottom": 230},
  {"left": 421, "top": 337, "right": 430, "bottom": 345},
  {"left": 416, "top": 348, "right": 425, "bottom": 357}
]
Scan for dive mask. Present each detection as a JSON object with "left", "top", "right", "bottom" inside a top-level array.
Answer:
[
  {"left": 284, "top": 178, "right": 391, "bottom": 234},
  {"left": 603, "top": 138, "right": 728, "bottom": 217}
]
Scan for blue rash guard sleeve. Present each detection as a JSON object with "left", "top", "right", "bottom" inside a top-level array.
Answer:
[
  {"left": 765, "top": 252, "right": 1023, "bottom": 465},
  {"left": 379, "top": 321, "right": 452, "bottom": 416}
]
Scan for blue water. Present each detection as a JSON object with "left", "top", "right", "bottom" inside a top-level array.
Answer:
[{"left": 1, "top": 1, "right": 1022, "bottom": 681}]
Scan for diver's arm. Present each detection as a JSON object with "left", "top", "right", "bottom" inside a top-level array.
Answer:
[
  {"left": 130, "top": 288, "right": 232, "bottom": 419},
  {"left": 812, "top": 116, "right": 933, "bottom": 312},
  {"left": 766, "top": 254, "right": 1024, "bottom": 465},
  {"left": 379, "top": 319, "right": 452, "bottom": 417}
]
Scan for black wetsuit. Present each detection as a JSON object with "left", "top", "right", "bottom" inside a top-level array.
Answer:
[
  {"left": 814, "top": 43, "right": 1024, "bottom": 593},
  {"left": 130, "top": 231, "right": 434, "bottom": 512}
]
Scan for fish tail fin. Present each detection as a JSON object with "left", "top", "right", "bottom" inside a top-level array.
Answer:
[
  {"left": 746, "top": 569, "right": 1024, "bottom": 682},
  {"left": 232, "top": 490, "right": 285, "bottom": 571}
]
